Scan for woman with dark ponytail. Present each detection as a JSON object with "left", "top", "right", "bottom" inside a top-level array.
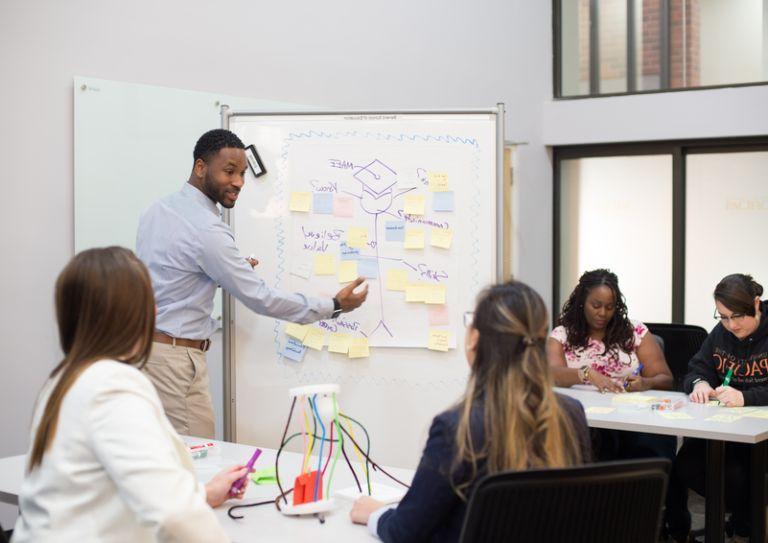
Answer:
[
  {"left": 672, "top": 273, "right": 768, "bottom": 541},
  {"left": 349, "top": 280, "right": 591, "bottom": 543}
]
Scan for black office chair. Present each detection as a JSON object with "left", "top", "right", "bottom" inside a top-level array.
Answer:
[
  {"left": 645, "top": 323, "right": 709, "bottom": 392},
  {"left": 458, "top": 458, "right": 670, "bottom": 543},
  {"left": 0, "top": 521, "right": 8, "bottom": 543}
]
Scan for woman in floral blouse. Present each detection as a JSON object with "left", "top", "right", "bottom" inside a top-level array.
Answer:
[{"left": 546, "top": 269, "right": 689, "bottom": 540}]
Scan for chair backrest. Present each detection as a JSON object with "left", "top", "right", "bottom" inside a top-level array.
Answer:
[
  {"left": 645, "top": 323, "right": 709, "bottom": 392},
  {"left": 0, "top": 521, "right": 8, "bottom": 543},
  {"left": 459, "top": 458, "right": 670, "bottom": 543}
]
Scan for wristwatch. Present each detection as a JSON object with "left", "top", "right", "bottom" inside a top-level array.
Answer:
[{"left": 331, "top": 297, "right": 343, "bottom": 319}]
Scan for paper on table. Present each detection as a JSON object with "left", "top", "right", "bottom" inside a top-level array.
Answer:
[
  {"left": 404, "top": 229, "right": 425, "bottom": 249},
  {"left": 658, "top": 411, "right": 694, "bottom": 420},
  {"left": 430, "top": 228, "right": 453, "bottom": 249},
  {"left": 386, "top": 269, "right": 408, "bottom": 291},
  {"left": 348, "top": 337, "right": 370, "bottom": 358},
  {"left": 611, "top": 394, "right": 657, "bottom": 405},
  {"left": 302, "top": 327, "right": 326, "bottom": 350},
  {"left": 586, "top": 406, "right": 616, "bottom": 414},
  {"left": 743, "top": 410, "right": 768, "bottom": 419},
  {"left": 314, "top": 254, "right": 336, "bottom": 275},
  {"left": 328, "top": 332, "right": 351, "bottom": 354},
  {"left": 404, "top": 195, "right": 425, "bottom": 215},
  {"left": 338, "top": 261, "right": 358, "bottom": 283},
  {"left": 289, "top": 192, "right": 311, "bottom": 212},
  {"left": 347, "top": 227, "right": 368, "bottom": 248},
  {"left": 427, "top": 329, "right": 450, "bottom": 352},
  {"left": 428, "top": 172, "right": 449, "bottom": 192},
  {"left": 706, "top": 413, "right": 743, "bottom": 423},
  {"left": 285, "top": 323, "right": 309, "bottom": 341}
]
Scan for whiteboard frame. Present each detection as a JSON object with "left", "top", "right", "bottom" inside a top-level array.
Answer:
[{"left": 220, "top": 106, "right": 505, "bottom": 441}]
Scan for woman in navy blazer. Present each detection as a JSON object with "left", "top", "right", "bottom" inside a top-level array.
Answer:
[{"left": 350, "top": 280, "right": 591, "bottom": 543}]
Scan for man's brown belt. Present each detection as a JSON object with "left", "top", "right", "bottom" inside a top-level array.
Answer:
[{"left": 153, "top": 332, "right": 211, "bottom": 352}]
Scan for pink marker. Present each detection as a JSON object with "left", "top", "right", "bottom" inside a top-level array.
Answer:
[{"left": 229, "top": 448, "right": 262, "bottom": 496}]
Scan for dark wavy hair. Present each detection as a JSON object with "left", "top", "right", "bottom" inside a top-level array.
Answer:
[
  {"left": 558, "top": 269, "right": 635, "bottom": 356},
  {"left": 193, "top": 129, "right": 244, "bottom": 163}
]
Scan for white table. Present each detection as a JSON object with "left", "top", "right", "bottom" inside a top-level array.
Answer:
[
  {"left": 557, "top": 386, "right": 768, "bottom": 543},
  {"left": 0, "top": 437, "right": 415, "bottom": 542}
]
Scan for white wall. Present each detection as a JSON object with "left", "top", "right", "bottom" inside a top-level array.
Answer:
[{"left": 700, "top": 0, "right": 763, "bottom": 86}]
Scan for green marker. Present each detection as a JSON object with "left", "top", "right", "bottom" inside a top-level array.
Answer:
[
  {"left": 717, "top": 367, "right": 735, "bottom": 406},
  {"left": 722, "top": 367, "right": 734, "bottom": 387}
]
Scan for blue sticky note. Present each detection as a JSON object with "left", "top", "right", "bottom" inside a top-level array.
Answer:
[
  {"left": 385, "top": 221, "right": 405, "bottom": 242},
  {"left": 283, "top": 337, "right": 307, "bottom": 362},
  {"left": 313, "top": 193, "right": 334, "bottom": 214},
  {"left": 432, "top": 192, "right": 455, "bottom": 212},
  {"left": 357, "top": 258, "right": 379, "bottom": 279},
  {"left": 339, "top": 242, "right": 360, "bottom": 261}
]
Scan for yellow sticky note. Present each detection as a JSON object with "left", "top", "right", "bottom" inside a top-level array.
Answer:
[
  {"left": 404, "top": 229, "right": 425, "bottom": 249},
  {"left": 585, "top": 407, "right": 615, "bottom": 414},
  {"left": 425, "top": 284, "right": 446, "bottom": 305},
  {"left": 428, "top": 172, "right": 450, "bottom": 192},
  {"left": 706, "top": 413, "right": 743, "bottom": 423},
  {"left": 289, "top": 192, "right": 311, "bottom": 212},
  {"left": 658, "top": 411, "right": 694, "bottom": 420},
  {"left": 347, "top": 227, "right": 368, "bottom": 249},
  {"left": 386, "top": 269, "right": 408, "bottom": 291},
  {"left": 348, "top": 337, "right": 370, "bottom": 358},
  {"left": 302, "top": 327, "right": 325, "bottom": 350},
  {"left": 404, "top": 195, "right": 425, "bottom": 215},
  {"left": 328, "top": 333, "right": 351, "bottom": 354},
  {"left": 430, "top": 228, "right": 453, "bottom": 249},
  {"left": 314, "top": 254, "right": 336, "bottom": 275},
  {"left": 743, "top": 410, "right": 768, "bottom": 419},
  {"left": 405, "top": 282, "right": 428, "bottom": 302},
  {"left": 285, "top": 323, "right": 309, "bottom": 341},
  {"left": 427, "top": 329, "right": 450, "bottom": 352},
  {"left": 611, "top": 394, "right": 656, "bottom": 405},
  {"left": 338, "top": 261, "right": 358, "bottom": 283}
]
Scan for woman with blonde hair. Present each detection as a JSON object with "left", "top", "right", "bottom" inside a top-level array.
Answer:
[
  {"left": 350, "top": 280, "right": 591, "bottom": 542},
  {"left": 13, "top": 247, "right": 247, "bottom": 542}
]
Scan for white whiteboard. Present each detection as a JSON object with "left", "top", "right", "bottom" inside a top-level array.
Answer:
[{"left": 227, "top": 110, "right": 502, "bottom": 467}]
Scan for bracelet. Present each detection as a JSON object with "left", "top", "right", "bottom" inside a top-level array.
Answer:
[{"left": 579, "top": 365, "right": 591, "bottom": 384}]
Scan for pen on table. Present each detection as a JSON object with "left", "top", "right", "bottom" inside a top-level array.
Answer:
[
  {"left": 229, "top": 448, "right": 262, "bottom": 496},
  {"left": 624, "top": 363, "right": 644, "bottom": 390},
  {"left": 716, "top": 367, "right": 735, "bottom": 405}
]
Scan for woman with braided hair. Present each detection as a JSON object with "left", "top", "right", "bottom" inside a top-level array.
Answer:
[{"left": 349, "top": 280, "right": 591, "bottom": 543}]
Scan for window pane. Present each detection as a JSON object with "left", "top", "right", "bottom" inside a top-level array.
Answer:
[
  {"left": 560, "top": 0, "right": 591, "bottom": 96},
  {"left": 559, "top": 155, "right": 673, "bottom": 322},
  {"left": 685, "top": 151, "right": 768, "bottom": 330},
  {"left": 599, "top": 0, "right": 628, "bottom": 93}
]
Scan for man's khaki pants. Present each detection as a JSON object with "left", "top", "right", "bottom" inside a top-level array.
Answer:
[{"left": 143, "top": 341, "right": 215, "bottom": 438}]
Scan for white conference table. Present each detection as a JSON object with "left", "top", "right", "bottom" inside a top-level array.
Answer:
[
  {"left": 557, "top": 386, "right": 768, "bottom": 543},
  {"left": 0, "top": 437, "right": 415, "bottom": 542}
]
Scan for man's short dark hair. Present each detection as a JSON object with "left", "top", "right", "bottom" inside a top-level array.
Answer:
[{"left": 193, "top": 129, "right": 245, "bottom": 162}]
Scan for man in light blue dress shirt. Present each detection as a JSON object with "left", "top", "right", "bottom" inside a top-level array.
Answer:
[{"left": 136, "top": 129, "right": 367, "bottom": 438}]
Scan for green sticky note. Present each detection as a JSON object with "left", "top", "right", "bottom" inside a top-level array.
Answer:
[{"left": 250, "top": 466, "right": 277, "bottom": 485}]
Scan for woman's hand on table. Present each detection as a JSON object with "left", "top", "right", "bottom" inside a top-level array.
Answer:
[
  {"left": 623, "top": 374, "right": 651, "bottom": 392},
  {"left": 589, "top": 371, "right": 625, "bottom": 394},
  {"left": 350, "top": 496, "right": 385, "bottom": 525},
  {"left": 714, "top": 386, "right": 744, "bottom": 407},
  {"left": 689, "top": 381, "right": 715, "bottom": 403}
]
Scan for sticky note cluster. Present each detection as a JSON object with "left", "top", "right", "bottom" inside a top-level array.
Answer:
[
  {"left": 283, "top": 324, "right": 369, "bottom": 359},
  {"left": 289, "top": 192, "right": 355, "bottom": 218}
]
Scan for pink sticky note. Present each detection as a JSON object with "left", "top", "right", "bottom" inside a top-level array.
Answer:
[
  {"left": 428, "top": 305, "right": 450, "bottom": 326},
  {"left": 333, "top": 196, "right": 355, "bottom": 218}
]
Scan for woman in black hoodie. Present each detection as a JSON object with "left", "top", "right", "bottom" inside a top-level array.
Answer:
[{"left": 674, "top": 273, "right": 768, "bottom": 541}]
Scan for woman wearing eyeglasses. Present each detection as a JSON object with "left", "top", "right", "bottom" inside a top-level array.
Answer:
[
  {"left": 671, "top": 273, "right": 768, "bottom": 541},
  {"left": 349, "top": 281, "right": 591, "bottom": 543}
]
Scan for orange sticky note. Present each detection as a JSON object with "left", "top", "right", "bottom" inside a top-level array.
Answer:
[{"left": 289, "top": 192, "right": 311, "bottom": 212}]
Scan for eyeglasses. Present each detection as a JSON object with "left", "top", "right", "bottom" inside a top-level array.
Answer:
[
  {"left": 463, "top": 311, "right": 474, "bottom": 327},
  {"left": 714, "top": 310, "right": 746, "bottom": 324}
]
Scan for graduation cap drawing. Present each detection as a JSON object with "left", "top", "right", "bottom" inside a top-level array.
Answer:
[{"left": 353, "top": 159, "right": 398, "bottom": 196}]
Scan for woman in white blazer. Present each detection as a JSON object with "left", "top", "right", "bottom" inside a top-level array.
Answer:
[{"left": 12, "top": 247, "right": 247, "bottom": 543}]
